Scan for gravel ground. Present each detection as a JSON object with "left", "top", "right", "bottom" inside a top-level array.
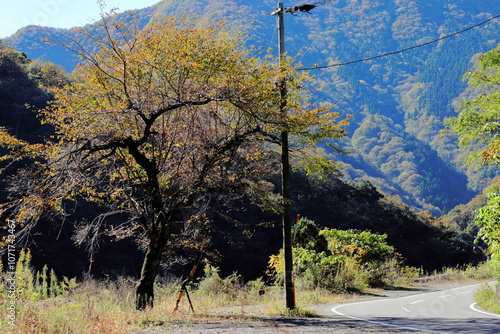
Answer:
[
  {"left": 133, "top": 317, "right": 422, "bottom": 334},
  {"left": 133, "top": 282, "right": 482, "bottom": 334}
]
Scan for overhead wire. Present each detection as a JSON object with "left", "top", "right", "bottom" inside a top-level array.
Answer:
[
  {"left": 296, "top": 13, "right": 500, "bottom": 71},
  {"left": 309, "top": 0, "right": 337, "bottom": 6},
  {"left": 267, "top": 22, "right": 278, "bottom": 52}
]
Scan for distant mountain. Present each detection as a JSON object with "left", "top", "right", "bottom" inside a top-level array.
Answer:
[{"left": 3, "top": 0, "right": 500, "bottom": 215}]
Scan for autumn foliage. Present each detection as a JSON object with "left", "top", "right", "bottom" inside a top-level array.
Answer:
[{"left": 0, "top": 14, "right": 349, "bottom": 309}]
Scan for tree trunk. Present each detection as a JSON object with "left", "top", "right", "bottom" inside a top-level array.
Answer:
[{"left": 135, "top": 225, "right": 170, "bottom": 310}]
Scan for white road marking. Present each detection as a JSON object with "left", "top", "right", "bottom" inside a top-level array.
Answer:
[
  {"left": 331, "top": 282, "right": 498, "bottom": 333},
  {"left": 402, "top": 299, "right": 424, "bottom": 313},
  {"left": 331, "top": 305, "right": 440, "bottom": 333},
  {"left": 469, "top": 303, "right": 500, "bottom": 318},
  {"left": 410, "top": 299, "right": 424, "bottom": 304}
]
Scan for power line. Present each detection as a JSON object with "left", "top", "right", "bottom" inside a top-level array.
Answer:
[
  {"left": 310, "top": 0, "right": 337, "bottom": 6},
  {"left": 297, "top": 13, "right": 500, "bottom": 71}
]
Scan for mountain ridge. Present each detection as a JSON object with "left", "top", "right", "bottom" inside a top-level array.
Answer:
[{"left": 3, "top": 0, "right": 500, "bottom": 215}]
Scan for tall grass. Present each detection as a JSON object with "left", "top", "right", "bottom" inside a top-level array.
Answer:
[
  {"left": 414, "top": 263, "right": 496, "bottom": 284},
  {"left": 0, "top": 253, "right": 361, "bottom": 333},
  {"left": 1, "top": 250, "right": 497, "bottom": 333},
  {"left": 474, "top": 282, "right": 500, "bottom": 314}
]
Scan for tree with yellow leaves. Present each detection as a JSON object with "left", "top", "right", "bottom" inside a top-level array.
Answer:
[{"left": 0, "top": 13, "right": 349, "bottom": 310}]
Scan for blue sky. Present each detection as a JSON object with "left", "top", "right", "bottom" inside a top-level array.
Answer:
[{"left": 0, "top": 0, "right": 161, "bottom": 38}]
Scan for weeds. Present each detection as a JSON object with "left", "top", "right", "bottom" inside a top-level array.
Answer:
[
  {"left": 192, "top": 262, "right": 271, "bottom": 308},
  {"left": 277, "top": 306, "right": 319, "bottom": 318},
  {"left": 475, "top": 282, "right": 500, "bottom": 314},
  {"left": 414, "top": 262, "right": 496, "bottom": 284},
  {"left": 1, "top": 249, "right": 497, "bottom": 333}
]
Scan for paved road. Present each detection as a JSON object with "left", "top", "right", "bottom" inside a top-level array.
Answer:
[{"left": 331, "top": 282, "right": 500, "bottom": 333}]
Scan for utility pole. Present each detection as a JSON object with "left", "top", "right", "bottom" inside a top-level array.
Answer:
[
  {"left": 275, "top": 1, "right": 294, "bottom": 310},
  {"left": 271, "top": 0, "right": 318, "bottom": 311}
]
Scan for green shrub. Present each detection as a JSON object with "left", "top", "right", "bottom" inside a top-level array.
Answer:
[{"left": 269, "top": 220, "right": 416, "bottom": 292}]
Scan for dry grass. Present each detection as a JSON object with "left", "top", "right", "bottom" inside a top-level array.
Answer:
[
  {"left": 413, "top": 263, "right": 496, "bottom": 285},
  {"left": 1, "top": 261, "right": 496, "bottom": 333},
  {"left": 0, "top": 273, "right": 367, "bottom": 333}
]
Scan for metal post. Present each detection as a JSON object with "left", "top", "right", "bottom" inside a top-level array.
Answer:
[{"left": 277, "top": 1, "right": 296, "bottom": 310}]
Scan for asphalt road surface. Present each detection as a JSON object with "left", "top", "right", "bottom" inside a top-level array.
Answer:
[
  {"left": 331, "top": 282, "right": 500, "bottom": 333},
  {"left": 136, "top": 282, "right": 500, "bottom": 333}
]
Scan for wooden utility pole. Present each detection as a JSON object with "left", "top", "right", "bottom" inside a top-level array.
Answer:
[{"left": 276, "top": 1, "right": 296, "bottom": 310}]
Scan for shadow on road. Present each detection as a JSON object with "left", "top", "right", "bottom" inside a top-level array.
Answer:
[
  {"left": 259, "top": 315, "right": 500, "bottom": 333},
  {"left": 365, "top": 316, "right": 500, "bottom": 333}
]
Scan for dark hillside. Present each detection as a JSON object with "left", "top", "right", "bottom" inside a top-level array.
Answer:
[
  {"left": 0, "top": 45, "right": 51, "bottom": 140},
  {"left": 211, "top": 172, "right": 483, "bottom": 280}
]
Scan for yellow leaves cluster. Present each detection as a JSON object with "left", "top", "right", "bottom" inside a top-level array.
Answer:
[
  {"left": 0, "top": 14, "right": 351, "bottom": 237},
  {"left": 13, "top": 195, "right": 46, "bottom": 225},
  {"left": 341, "top": 244, "right": 370, "bottom": 260},
  {"left": 0, "top": 127, "right": 29, "bottom": 160},
  {"left": 0, "top": 128, "right": 49, "bottom": 179},
  {"left": 0, "top": 127, "right": 23, "bottom": 147},
  {"left": 481, "top": 140, "right": 500, "bottom": 163}
]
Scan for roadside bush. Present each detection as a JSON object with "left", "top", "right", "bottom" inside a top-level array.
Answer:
[{"left": 269, "top": 219, "right": 417, "bottom": 292}]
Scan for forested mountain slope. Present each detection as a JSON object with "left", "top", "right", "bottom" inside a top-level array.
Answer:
[{"left": 3, "top": 0, "right": 500, "bottom": 215}]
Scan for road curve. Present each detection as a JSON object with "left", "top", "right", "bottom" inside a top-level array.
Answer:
[{"left": 331, "top": 282, "right": 500, "bottom": 333}]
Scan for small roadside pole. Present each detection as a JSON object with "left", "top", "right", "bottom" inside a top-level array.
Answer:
[{"left": 171, "top": 237, "right": 208, "bottom": 314}]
